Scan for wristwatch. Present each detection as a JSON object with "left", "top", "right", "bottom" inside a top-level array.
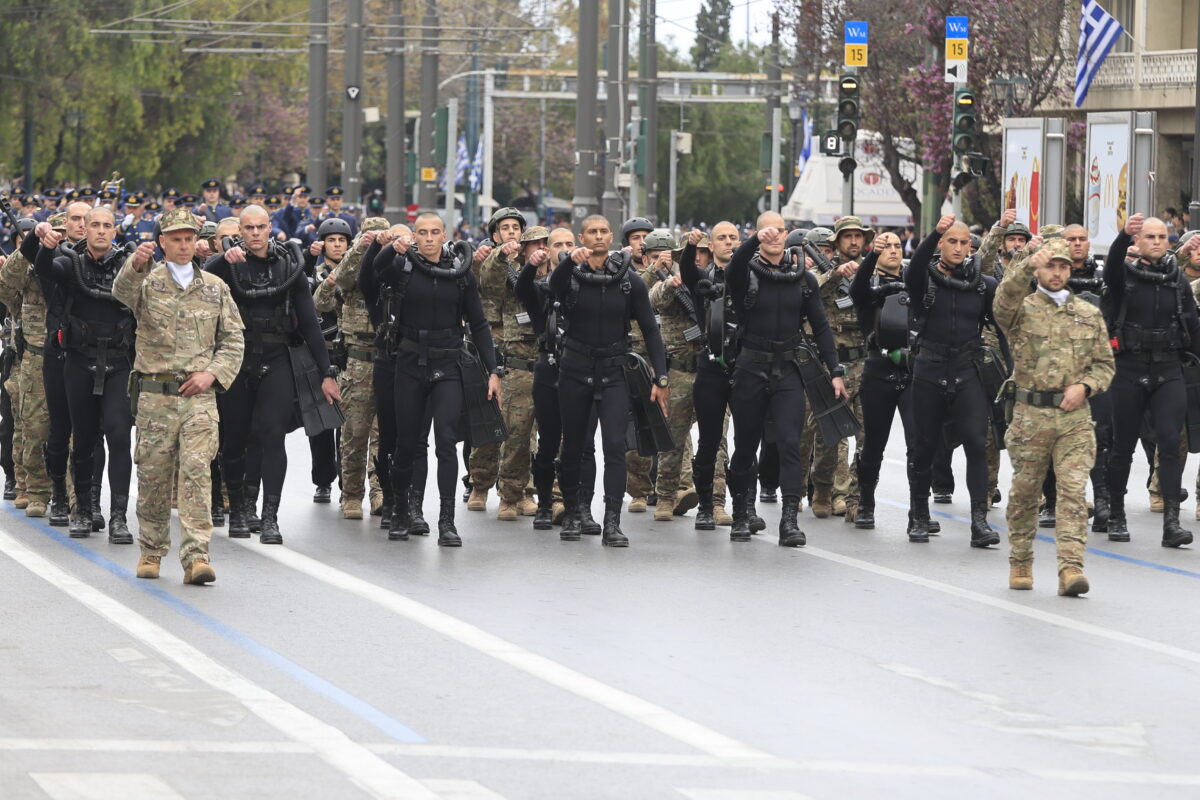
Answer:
[
  {"left": 656, "top": 375, "right": 670, "bottom": 388},
  {"left": 324, "top": 366, "right": 339, "bottom": 379},
  {"left": 830, "top": 364, "right": 846, "bottom": 378}
]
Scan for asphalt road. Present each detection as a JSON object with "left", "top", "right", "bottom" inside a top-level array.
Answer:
[{"left": 2, "top": 420, "right": 1199, "bottom": 800}]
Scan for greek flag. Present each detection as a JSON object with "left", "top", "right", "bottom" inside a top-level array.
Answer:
[
  {"left": 468, "top": 138, "right": 483, "bottom": 192},
  {"left": 796, "top": 110, "right": 812, "bottom": 177},
  {"left": 1075, "top": 0, "right": 1124, "bottom": 107},
  {"left": 441, "top": 136, "right": 470, "bottom": 192}
]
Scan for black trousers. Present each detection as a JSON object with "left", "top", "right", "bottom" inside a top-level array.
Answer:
[
  {"left": 391, "top": 364, "right": 462, "bottom": 501},
  {"left": 218, "top": 352, "right": 294, "bottom": 498},
  {"left": 0, "top": 349, "right": 15, "bottom": 479},
  {"left": 531, "top": 360, "right": 595, "bottom": 496},
  {"left": 1107, "top": 357, "right": 1187, "bottom": 506},
  {"left": 43, "top": 346, "right": 71, "bottom": 478},
  {"left": 63, "top": 353, "right": 132, "bottom": 503},
  {"left": 728, "top": 364, "right": 807, "bottom": 497},
  {"left": 557, "top": 371, "right": 628, "bottom": 500},
  {"left": 909, "top": 374, "right": 990, "bottom": 506},
  {"left": 309, "top": 428, "right": 339, "bottom": 487},
  {"left": 694, "top": 361, "right": 731, "bottom": 494},
  {"left": 374, "top": 356, "right": 430, "bottom": 497},
  {"left": 931, "top": 437, "right": 955, "bottom": 493},
  {"left": 857, "top": 356, "right": 915, "bottom": 490}
]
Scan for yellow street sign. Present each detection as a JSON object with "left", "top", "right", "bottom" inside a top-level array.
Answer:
[
  {"left": 945, "top": 39, "right": 968, "bottom": 60},
  {"left": 420, "top": 167, "right": 437, "bottom": 182},
  {"left": 844, "top": 44, "right": 868, "bottom": 67}
]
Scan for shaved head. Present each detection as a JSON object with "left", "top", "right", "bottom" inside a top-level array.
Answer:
[
  {"left": 240, "top": 204, "right": 269, "bottom": 224},
  {"left": 756, "top": 211, "right": 784, "bottom": 230}
]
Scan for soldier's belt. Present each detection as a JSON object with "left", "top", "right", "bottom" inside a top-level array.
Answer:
[
  {"left": 668, "top": 354, "right": 698, "bottom": 373},
  {"left": 139, "top": 373, "right": 187, "bottom": 395},
  {"left": 836, "top": 345, "right": 867, "bottom": 363},
  {"left": 346, "top": 345, "right": 376, "bottom": 363},
  {"left": 914, "top": 339, "right": 981, "bottom": 359},
  {"left": 1014, "top": 388, "right": 1065, "bottom": 408},
  {"left": 504, "top": 356, "right": 537, "bottom": 372}
]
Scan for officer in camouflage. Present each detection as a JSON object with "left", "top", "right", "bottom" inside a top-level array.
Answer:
[
  {"left": 114, "top": 208, "right": 245, "bottom": 585},
  {"left": 484, "top": 225, "right": 550, "bottom": 521},
  {"left": 978, "top": 208, "right": 1031, "bottom": 280},
  {"left": 993, "top": 238, "right": 1114, "bottom": 596}
]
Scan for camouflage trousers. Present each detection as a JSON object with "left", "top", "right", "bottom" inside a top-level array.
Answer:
[
  {"left": 4, "top": 360, "right": 23, "bottom": 492},
  {"left": 469, "top": 439, "right": 500, "bottom": 491},
  {"left": 629, "top": 436, "right": 693, "bottom": 498},
  {"left": 338, "top": 356, "right": 380, "bottom": 503},
  {"left": 1005, "top": 404, "right": 1094, "bottom": 571},
  {"left": 16, "top": 350, "right": 50, "bottom": 501},
  {"left": 809, "top": 359, "right": 864, "bottom": 502},
  {"left": 498, "top": 367, "right": 536, "bottom": 504},
  {"left": 654, "top": 366, "right": 697, "bottom": 499},
  {"left": 134, "top": 392, "right": 220, "bottom": 568}
]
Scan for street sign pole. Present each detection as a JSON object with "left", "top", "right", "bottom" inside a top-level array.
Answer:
[
  {"left": 842, "top": 21, "right": 868, "bottom": 219},
  {"left": 945, "top": 16, "right": 970, "bottom": 215}
]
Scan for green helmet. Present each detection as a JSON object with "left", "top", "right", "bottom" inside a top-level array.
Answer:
[
  {"left": 642, "top": 229, "right": 676, "bottom": 254},
  {"left": 1173, "top": 229, "right": 1200, "bottom": 254},
  {"left": 487, "top": 207, "right": 525, "bottom": 237},
  {"left": 804, "top": 227, "right": 835, "bottom": 249},
  {"left": 1005, "top": 221, "right": 1032, "bottom": 241}
]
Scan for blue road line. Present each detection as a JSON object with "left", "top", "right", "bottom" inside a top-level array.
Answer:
[
  {"left": 877, "top": 496, "right": 1200, "bottom": 579},
  {"left": 6, "top": 507, "right": 426, "bottom": 743}
]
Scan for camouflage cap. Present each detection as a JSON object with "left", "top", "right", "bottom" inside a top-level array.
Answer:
[
  {"left": 1041, "top": 238, "right": 1072, "bottom": 263},
  {"left": 1038, "top": 224, "right": 1064, "bottom": 239},
  {"left": 833, "top": 215, "right": 872, "bottom": 237},
  {"left": 159, "top": 207, "right": 201, "bottom": 234},
  {"left": 361, "top": 216, "right": 390, "bottom": 232},
  {"left": 520, "top": 225, "right": 550, "bottom": 242},
  {"left": 48, "top": 212, "right": 67, "bottom": 230}
]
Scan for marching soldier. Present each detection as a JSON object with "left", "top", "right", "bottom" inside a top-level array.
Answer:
[
  {"left": 114, "top": 208, "right": 244, "bottom": 584},
  {"left": 978, "top": 208, "right": 1031, "bottom": 279},
  {"left": 620, "top": 216, "right": 657, "bottom": 513},
  {"left": 993, "top": 238, "right": 1114, "bottom": 596}
]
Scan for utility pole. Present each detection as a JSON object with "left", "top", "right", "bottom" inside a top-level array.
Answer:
[
  {"left": 23, "top": 84, "right": 33, "bottom": 187},
  {"left": 341, "top": 0, "right": 365, "bottom": 202},
  {"left": 417, "top": 1, "right": 440, "bottom": 213},
  {"left": 600, "top": 0, "right": 626, "bottom": 233},
  {"left": 1191, "top": 7, "right": 1200, "bottom": 223},
  {"left": 444, "top": 97, "right": 458, "bottom": 226},
  {"left": 640, "top": 0, "right": 659, "bottom": 220},
  {"left": 384, "top": 2, "right": 405, "bottom": 216},
  {"left": 765, "top": 13, "right": 782, "bottom": 215},
  {"left": 668, "top": 131, "right": 678, "bottom": 229},
  {"left": 465, "top": 44, "right": 480, "bottom": 228},
  {"left": 770, "top": 107, "right": 782, "bottom": 213},
  {"left": 571, "top": 0, "right": 601, "bottom": 223},
  {"left": 306, "top": 0, "right": 329, "bottom": 191}
]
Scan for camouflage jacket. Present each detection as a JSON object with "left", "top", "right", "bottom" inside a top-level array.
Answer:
[
  {"left": 993, "top": 256, "right": 1114, "bottom": 397},
  {"left": 315, "top": 236, "right": 376, "bottom": 342},
  {"left": 113, "top": 259, "right": 245, "bottom": 391},
  {"left": 648, "top": 266, "right": 701, "bottom": 359},
  {"left": 978, "top": 223, "right": 1007, "bottom": 280},
  {"left": 817, "top": 264, "right": 865, "bottom": 357},
  {"left": 479, "top": 247, "right": 537, "bottom": 360},
  {"left": 628, "top": 263, "right": 663, "bottom": 356},
  {"left": 0, "top": 250, "right": 47, "bottom": 349}
]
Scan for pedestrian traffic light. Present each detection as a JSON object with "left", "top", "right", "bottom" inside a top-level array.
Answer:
[
  {"left": 625, "top": 119, "right": 646, "bottom": 178},
  {"left": 952, "top": 87, "right": 978, "bottom": 155},
  {"left": 837, "top": 75, "right": 860, "bottom": 142}
]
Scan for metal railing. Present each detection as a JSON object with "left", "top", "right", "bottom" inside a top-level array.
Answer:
[{"left": 1091, "top": 49, "right": 1196, "bottom": 88}]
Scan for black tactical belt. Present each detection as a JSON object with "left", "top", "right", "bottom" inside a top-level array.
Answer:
[
  {"left": 668, "top": 355, "right": 698, "bottom": 373},
  {"left": 504, "top": 356, "right": 538, "bottom": 372},
  {"left": 346, "top": 345, "right": 376, "bottom": 363},
  {"left": 915, "top": 339, "right": 981, "bottom": 358},
  {"left": 1015, "top": 388, "right": 1065, "bottom": 408},
  {"left": 837, "top": 345, "right": 867, "bottom": 362}
]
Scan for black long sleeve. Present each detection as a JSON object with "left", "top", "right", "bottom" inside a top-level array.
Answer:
[
  {"left": 1103, "top": 231, "right": 1131, "bottom": 301},
  {"left": 549, "top": 250, "right": 575, "bottom": 297},
  {"left": 904, "top": 229, "right": 941, "bottom": 300},
  {"left": 357, "top": 240, "right": 386, "bottom": 325},
  {"left": 725, "top": 234, "right": 759, "bottom": 310},
  {"left": 678, "top": 243, "right": 700, "bottom": 294},
  {"left": 515, "top": 258, "right": 547, "bottom": 336},
  {"left": 292, "top": 277, "right": 332, "bottom": 373},
  {"left": 848, "top": 250, "right": 879, "bottom": 306},
  {"left": 630, "top": 272, "right": 667, "bottom": 378}
]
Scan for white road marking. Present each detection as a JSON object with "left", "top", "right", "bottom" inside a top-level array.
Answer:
[
  {"left": 30, "top": 773, "right": 185, "bottom": 800},
  {"left": 677, "top": 791, "right": 813, "bottom": 800},
  {"left": 802, "top": 545, "right": 1200, "bottom": 668},
  {"left": 421, "top": 779, "right": 507, "bottom": 799},
  {"left": 0, "top": 531, "right": 436, "bottom": 800},
  {"left": 230, "top": 537, "right": 773, "bottom": 762}
]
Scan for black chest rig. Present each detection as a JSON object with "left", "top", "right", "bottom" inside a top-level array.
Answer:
[
  {"left": 227, "top": 240, "right": 306, "bottom": 371},
  {"left": 869, "top": 272, "right": 910, "bottom": 352},
  {"left": 912, "top": 254, "right": 987, "bottom": 340},
  {"left": 61, "top": 241, "right": 137, "bottom": 392},
  {"left": 1068, "top": 257, "right": 1104, "bottom": 308},
  {"left": 559, "top": 251, "right": 634, "bottom": 339},
  {"left": 741, "top": 247, "right": 810, "bottom": 312},
  {"left": 379, "top": 241, "right": 473, "bottom": 359},
  {"left": 1106, "top": 253, "right": 1190, "bottom": 356},
  {"left": 696, "top": 266, "right": 735, "bottom": 366}
]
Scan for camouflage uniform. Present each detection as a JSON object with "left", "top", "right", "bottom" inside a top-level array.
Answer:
[
  {"left": 0, "top": 248, "right": 51, "bottom": 505},
  {"left": 112, "top": 211, "right": 245, "bottom": 570},
  {"left": 480, "top": 231, "right": 542, "bottom": 507},
  {"left": 468, "top": 248, "right": 506, "bottom": 494},
  {"left": 624, "top": 264, "right": 659, "bottom": 502},
  {"left": 993, "top": 239, "right": 1114, "bottom": 575},
  {"left": 648, "top": 263, "right": 702, "bottom": 508},
  {"left": 313, "top": 220, "right": 387, "bottom": 511},
  {"left": 0, "top": 286, "right": 23, "bottom": 498}
]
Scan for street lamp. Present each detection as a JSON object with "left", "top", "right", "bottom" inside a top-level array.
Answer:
[
  {"left": 64, "top": 110, "right": 84, "bottom": 187},
  {"left": 987, "top": 75, "right": 1030, "bottom": 117}
]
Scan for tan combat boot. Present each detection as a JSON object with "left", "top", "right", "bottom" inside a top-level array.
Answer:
[
  {"left": 517, "top": 497, "right": 539, "bottom": 516},
  {"left": 370, "top": 491, "right": 385, "bottom": 516},
  {"left": 628, "top": 496, "right": 648, "bottom": 513},
  {"left": 843, "top": 500, "right": 858, "bottom": 524},
  {"left": 136, "top": 554, "right": 162, "bottom": 580},
  {"left": 1058, "top": 567, "right": 1089, "bottom": 597},
  {"left": 811, "top": 487, "right": 833, "bottom": 518},
  {"left": 551, "top": 501, "right": 566, "bottom": 525},
  {"left": 497, "top": 501, "right": 518, "bottom": 521},
  {"left": 13, "top": 490, "right": 29, "bottom": 509},
  {"left": 342, "top": 499, "right": 363, "bottom": 520},
  {"left": 654, "top": 497, "right": 677, "bottom": 521},
  {"left": 25, "top": 500, "right": 47, "bottom": 518},
  {"left": 673, "top": 487, "right": 699, "bottom": 516},
  {"left": 833, "top": 496, "right": 848, "bottom": 517},
  {"left": 713, "top": 504, "right": 733, "bottom": 526},
  {"left": 184, "top": 557, "right": 216, "bottom": 585},
  {"left": 1009, "top": 562, "right": 1033, "bottom": 590},
  {"left": 467, "top": 487, "right": 488, "bottom": 511},
  {"left": 1150, "top": 490, "right": 1164, "bottom": 513}
]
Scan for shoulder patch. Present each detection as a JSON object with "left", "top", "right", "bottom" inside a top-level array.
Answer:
[
  {"left": 149, "top": 278, "right": 167, "bottom": 292},
  {"left": 201, "top": 284, "right": 221, "bottom": 303}
]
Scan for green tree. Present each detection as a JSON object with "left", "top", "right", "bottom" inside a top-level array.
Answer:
[{"left": 691, "top": 0, "right": 733, "bottom": 71}]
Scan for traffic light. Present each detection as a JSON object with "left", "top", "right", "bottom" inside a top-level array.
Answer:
[
  {"left": 952, "top": 87, "right": 978, "bottom": 155},
  {"left": 625, "top": 119, "right": 646, "bottom": 177},
  {"left": 837, "top": 75, "right": 860, "bottom": 142}
]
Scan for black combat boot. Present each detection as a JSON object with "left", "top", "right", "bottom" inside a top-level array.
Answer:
[
  {"left": 748, "top": 494, "right": 766, "bottom": 533},
  {"left": 438, "top": 497, "right": 462, "bottom": 547},
  {"left": 227, "top": 485, "right": 250, "bottom": 538},
  {"left": 601, "top": 496, "right": 628, "bottom": 547},
  {"left": 579, "top": 491, "right": 601, "bottom": 535},
  {"left": 694, "top": 486, "right": 716, "bottom": 531},
  {"left": 3, "top": 476, "right": 15, "bottom": 500},
  {"left": 907, "top": 496, "right": 930, "bottom": 543},
  {"left": 108, "top": 494, "right": 132, "bottom": 545},
  {"left": 259, "top": 495, "right": 283, "bottom": 545},
  {"left": 1038, "top": 505, "right": 1057, "bottom": 529},
  {"left": 313, "top": 484, "right": 331, "bottom": 504},
  {"left": 778, "top": 495, "right": 807, "bottom": 547},
  {"left": 533, "top": 478, "right": 555, "bottom": 531},
  {"left": 246, "top": 485, "right": 262, "bottom": 533},
  {"left": 855, "top": 480, "right": 876, "bottom": 530},
  {"left": 559, "top": 494, "right": 581, "bottom": 541},
  {"left": 1162, "top": 495, "right": 1194, "bottom": 548},
  {"left": 759, "top": 485, "right": 778, "bottom": 503},
  {"left": 730, "top": 489, "right": 752, "bottom": 542},
  {"left": 48, "top": 474, "right": 70, "bottom": 527},
  {"left": 969, "top": 501, "right": 1000, "bottom": 548},
  {"left": 378, "top": 485, "right": 393, "bottom": 530},
  {"left": 69, "top": 484, "right": 93, "bottom": 538},
  {"left": 1091, "top": 485, "right": 1111, "bottom": 533},
  {"left": 211, "top": 478, "right": 226, "bottom": 527},
  {"left": 408, "top": 487, "right": 430, "bottom": 535},
  {"left": 1107, "top": 493, "right": 1130, "bottom": 542},
  {"left": 388, "top": 490, "right": 410, "bottom": 541},
  {"left": 90, "top": 484, "right": 105, "bottom": 532},
  {"left": 461, "top": 475, "right": 472, "bottom": 503}
]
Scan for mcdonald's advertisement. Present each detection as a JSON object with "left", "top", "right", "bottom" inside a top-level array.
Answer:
[
  {"left": 1001, "top": 126, "right": 1044, "bottom": 233},
  {"left": 1085, "top": 122, "right": 1131, "bottom": 252}
]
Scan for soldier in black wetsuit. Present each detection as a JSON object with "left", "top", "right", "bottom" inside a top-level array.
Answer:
[
  {"left": 365, "top": 213, "right": 501, "bottom": 547},
  {"left": 1103, "top": 214, "right": 1200, "bottom": 547},
  {"left": 725, "top": 215, "right": 845, "bottom": 547},
  {"left": 550, "top": 214, "right": 669, "bottom": 547},
  {"left": 904, "top": 214, "right": 1001, "bottom": 548},
  {"left": 34, "top": 207, "right": 135, "bottom": 542},
  {"left": 206, "top": 205, "right": 341, "bottom": 545}
]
